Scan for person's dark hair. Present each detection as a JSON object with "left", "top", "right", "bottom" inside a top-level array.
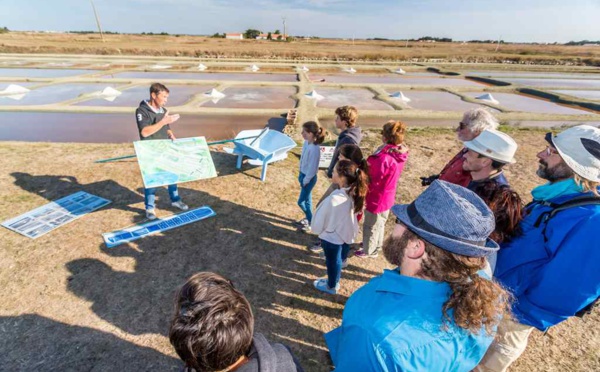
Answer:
[
  {"left": 382, "top": 120, "right": 407, "bottom": 145},
  {"left": 383, "top": 228, "right": 511, "bottom": 335},
  {"left": 338, "top": 144, "right": 369, "bottom": 174},
  {"left": 335, "top": 105, "right": 358, "bottom": 127},
  {"left": 335, "top": 159, "right": 368, "bottom": 213},
  {"left": 150, "top": 82, "right": 169, "bottom": 96},
  {"left": 302, "top": 121, "right": 327, "bottom": 145},
  {"left": 169, "top": 272, "right": 254, "bottom": 372},
  {"left": 472, "top": 183, "right": 523, "bottom": 244},
  {"left": 490, "top": 159, "right": 506, "bottom": 170}
]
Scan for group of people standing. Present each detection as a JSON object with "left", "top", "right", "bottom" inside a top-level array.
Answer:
[{"left": 137, "top": 84, "right": 599, "bottom": 371}]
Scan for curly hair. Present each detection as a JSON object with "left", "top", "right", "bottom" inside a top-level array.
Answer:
[
  {"left": 383, "top": 229, "right": 511, "bottom": 335},
  {"left": 335, "top": 105, "right": 358, "bottom": 127},
  {"left": 462, "top": 108, "right": 499, "bottom": 135},
  {"left": 382, "top": 120, "right": 407, "bottom": 145}
]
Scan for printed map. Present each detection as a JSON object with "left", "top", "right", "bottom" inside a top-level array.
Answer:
[{"left": 134, "top": 137, "right": 217, "bottom": 188}]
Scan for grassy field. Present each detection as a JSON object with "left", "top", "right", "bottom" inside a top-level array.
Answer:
[
  {"left": 0, "top": 127, "right": 598, "bottom": 371},
  {"left": 1, "top": 32, "right": 600, "bottom": 66}
]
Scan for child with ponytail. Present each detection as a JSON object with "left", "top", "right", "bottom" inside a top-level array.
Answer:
[
  {"left": 310, "top": 160, "right": 369, "bottom": 294},
  {"left": 295, "top": 121, "right": 327, "bottom": 232},
  {"left": 356, "top": 120, "right": 409, "bottom": 258}
]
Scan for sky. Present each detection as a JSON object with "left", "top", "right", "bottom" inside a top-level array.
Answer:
[{"left": 2, "top": 0, "right": 600, "bottom": 43}]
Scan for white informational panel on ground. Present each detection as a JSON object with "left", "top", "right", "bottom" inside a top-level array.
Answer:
[
  {"left": 134, "top": 137, "right": 217, "bottom": 189},
  {"left": 1, "top": 191, "right": 111, "bottom": 239},
  {"left": 319, "top": 146, "right": 335, "bottom": 168},
  {"left": 102, "top": 206, "right": 216, "bottom": 248}
]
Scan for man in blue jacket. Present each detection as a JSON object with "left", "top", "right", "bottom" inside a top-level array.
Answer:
[
  {"left": 326, "top": 180, "right": 511, "bottom": 371},
  {"left": 476, "top": 125, "right": 600, "bottom": 372}
]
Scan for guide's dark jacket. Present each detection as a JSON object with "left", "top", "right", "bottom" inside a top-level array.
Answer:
[
  {"left": 327, "top": 126, "right": 363, "bottom": 178},
  {"left": 183, "top": 333, "right": 304, "bottom": 372},
  {"left": 135, "top": 100, "right": 170, "bottom": 140}
]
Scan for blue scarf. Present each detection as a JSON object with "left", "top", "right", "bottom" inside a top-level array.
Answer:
[{"left": 531, "top": 178, "right": 583, "bottom": 202}]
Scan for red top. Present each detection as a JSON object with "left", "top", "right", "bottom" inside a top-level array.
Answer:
[{"left": 438, "top": 148, "right": 471, "bottom": 187}]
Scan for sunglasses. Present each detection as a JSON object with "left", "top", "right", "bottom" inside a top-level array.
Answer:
[
  {"left": 458, "top": 122, "right": 468, "bottom": 130},
  {"left": 544, "top": 146, "right": 559, "bottom": 156}
]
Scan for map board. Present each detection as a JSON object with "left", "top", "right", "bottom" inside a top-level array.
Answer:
[
  {"left": 103, "top": 206, "right": 216, "bottom": 248},
  {"left": 319, "top": 146, "right": 335, "bottom": 168},
  {"left": 134, "top": 137, "right": 217, "bottom": 189},
  {"left": 2, "top": 191, "right": 111, "bottom": 239}
]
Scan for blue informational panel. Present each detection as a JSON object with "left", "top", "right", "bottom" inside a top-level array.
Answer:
[
  {"left": 102, "top": 206, "right": 216, "bottom": 248},
  {"left": 1, "top": 191, "right": 111, "bottom": 239}
]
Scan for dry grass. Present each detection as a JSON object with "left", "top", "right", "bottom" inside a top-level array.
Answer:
[
  {"left": 1, "top": 32, "right": 600, "bottom": 66},
  {"left": 0, "top": 128, "right": 598, "bottom": 371}
]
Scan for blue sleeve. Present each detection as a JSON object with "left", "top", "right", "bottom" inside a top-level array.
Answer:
[
  {"left": 326, "top": 325, "right": 389, "bottom": 372},
  {"left": 513, "top": 215, "right": 600, "bottom": 329}
]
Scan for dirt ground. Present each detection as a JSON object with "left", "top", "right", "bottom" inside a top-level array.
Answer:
[
  {"left": 0, "top": 126, "right": 598, "bottom": 371},
  {"left": 1, "top": 32, "right": 600, "bottom": 66}
]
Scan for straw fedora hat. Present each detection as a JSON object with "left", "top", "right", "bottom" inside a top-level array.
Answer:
[{"left": 463, "top": 129, "right": 517, "bottom": 164}]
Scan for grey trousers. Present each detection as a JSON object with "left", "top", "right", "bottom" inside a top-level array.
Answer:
[{"left": 362, "top": 209, "right": 390, "bottom": 255}]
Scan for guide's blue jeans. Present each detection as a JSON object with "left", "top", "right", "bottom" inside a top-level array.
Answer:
[
  {"left": 297, "top": 172, "right": 317, "bottom": 223},
  {"left": 321, "top": 239, "right": 351, "bottom": 288},
  {"left": 144, "top": 184, "right": 181, "bottom": 210}
]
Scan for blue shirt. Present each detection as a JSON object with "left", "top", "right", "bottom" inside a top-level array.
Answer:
[{"left": 325, "top": 269, "right": 493, "bottom": 372}]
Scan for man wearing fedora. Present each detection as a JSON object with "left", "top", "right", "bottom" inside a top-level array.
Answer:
[
  {"left": 476, "top": 125, "right": 600, "bottom": 372},
  {"left": 325, "top": 180, "right": 511, "bottom": 372},
  {"left": 462, "top": 129, "right": 524, "bottom": 246}
]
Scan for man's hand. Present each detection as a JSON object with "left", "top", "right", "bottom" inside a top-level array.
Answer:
[
  {"left": 420, "top": 175, "right": 439, "bottom": 187},
  {"left": 165, "top": 113, "right": 180, "bottom": 125}
]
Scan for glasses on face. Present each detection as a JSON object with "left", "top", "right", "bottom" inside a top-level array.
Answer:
[
  {"left": 458, "top": 122, "right": 468, "bottom": 130},
  {"left": 544, "top": 146, "right": 559, "bottom": 157}
]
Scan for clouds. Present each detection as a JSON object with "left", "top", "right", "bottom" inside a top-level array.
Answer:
[{"left": 1, "top": 0, "right": 599, "bottom": 42}]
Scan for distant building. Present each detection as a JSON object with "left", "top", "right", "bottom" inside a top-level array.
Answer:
[
  {"left": 256, "top": 33, "right": 288, "bottom": 40},
  {"left": 225, "top": 33, "right": 244, "bottom": 40}
]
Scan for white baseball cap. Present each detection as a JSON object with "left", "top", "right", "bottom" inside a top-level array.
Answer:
[
  {"left": 547, "top": 125, "right": 600, "bottom": 182},
  {"left": 463, "top": 129, "right": 517, "bottom": 164}
]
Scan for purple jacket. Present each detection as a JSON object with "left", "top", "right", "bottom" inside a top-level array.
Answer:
[{"left": 365, "top": 144, "right": 409, "bottom": 214}]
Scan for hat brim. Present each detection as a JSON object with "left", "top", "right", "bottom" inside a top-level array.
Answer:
[
  {"left": 464, "top": 141, "right": 516, "bottom": 164},
  {"left": 551, "top": 132, "right": 600, "bottom": 183},
  {"left": 391, "top": 204, "right": 499, "bottom": 258}
]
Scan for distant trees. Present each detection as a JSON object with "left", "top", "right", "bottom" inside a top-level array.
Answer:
[
  {"left": 244, "top": 29, "right": 262, "bottom": 39},
  {"left": 211, "top": 32, "right": 225, "bottom": 38},
  {"left": 566, "top": 40, "right": 600, "bottom": 46},
  {"left": 410, "top": 36, "right": 453, "bottom": 42},
  {"left": 0, "top": 26, "right": 9, "bottom": 34}
]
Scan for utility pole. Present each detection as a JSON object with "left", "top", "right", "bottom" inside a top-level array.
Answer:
[
  {"left": 90, "top": 0, "right": 105, "bottom": 42},
  {"left": 495, "top": 35, "right": 502, "bottom": 52},
  {"left": 282, "top": 16, "right": 286, "bottom": 40}
]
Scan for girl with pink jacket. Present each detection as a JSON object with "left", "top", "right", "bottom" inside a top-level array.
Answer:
[{"left": 355, "top": 120, "right": 409, "bottom": 258}]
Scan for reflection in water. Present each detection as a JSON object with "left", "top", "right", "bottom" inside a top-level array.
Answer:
[
  {"left": 0, "top": 83, "right": 108, "bottom": 106},
  {"left": 307, "top": 74, "right": 484, "bottom": 86},
  {"left": 315, "top": 88, "right": 393, "bottom": 110},
  {"left": 102, "top": 71, "right": 298, "bottom": 82},
  {"left": 464, "top": 92, "right": 596, "bottom": 115},
  {"left": 75, "top": 84, "right": 214, "bottom": 107},
  {"left": 401, "top": 91, "right": 488, "bottom": 112},
  {"left": 0, "top": 112, "right": 286, "bottom": 143},
  {"left": 200, "top": 86, "right": 297, "bottom": 109},
  {"left": 0, "top": 68, "right": 100, "bottom": 78}
]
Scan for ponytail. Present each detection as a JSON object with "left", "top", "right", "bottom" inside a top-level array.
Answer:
[
  {"left": 336, "top": 160, "right": 369, "bottom": 213},
  {"left": 302, "top": 121, "right": 327, "bottom": 145}
]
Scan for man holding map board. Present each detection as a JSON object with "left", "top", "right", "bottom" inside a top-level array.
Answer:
[{"left": 136, "top": 83, "right": 188, "bottom": 220}]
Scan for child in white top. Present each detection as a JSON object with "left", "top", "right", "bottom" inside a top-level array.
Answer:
[
  {"left": 311, "top": 160, "right": 369, "bottom": 294},
  {"left": 295, "top": 121, "right": 326, "bottom": 232}
]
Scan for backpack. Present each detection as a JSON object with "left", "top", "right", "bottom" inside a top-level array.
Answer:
[{"left": 529, "top": 195, "right": 600, "bottom": 318}]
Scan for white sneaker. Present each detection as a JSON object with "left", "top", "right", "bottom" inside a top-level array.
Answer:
[
  {"left": 308, "top": 241, "right": 322, "bottom": 253},
  {"left": 146, "top": 209, "right": 157, "bottom": 220},
  {"left": 313, "top": 277, "right": 339, "bottom": 295},
  {"left": 171, "top": 201, "right": 189, "bottom": 211}
]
